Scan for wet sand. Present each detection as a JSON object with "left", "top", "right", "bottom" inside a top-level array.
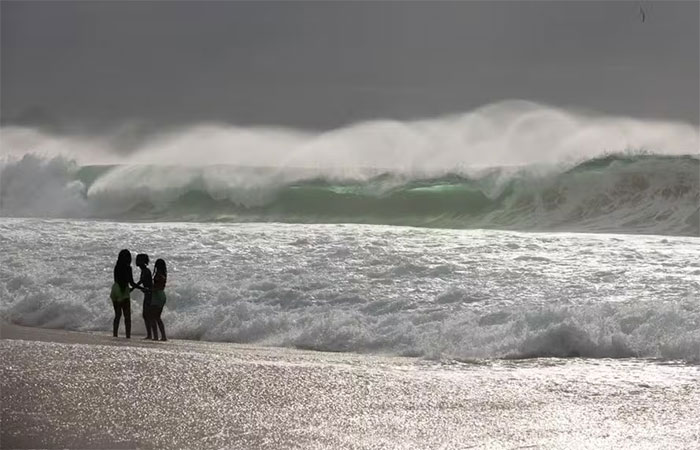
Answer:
[{"left": 2, "top": 323, "right": 699, "bottom": 449}]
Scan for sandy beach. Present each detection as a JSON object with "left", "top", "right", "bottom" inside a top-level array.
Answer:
[{"left": 2, "top": 322, "right": 699, "bottom": 449}]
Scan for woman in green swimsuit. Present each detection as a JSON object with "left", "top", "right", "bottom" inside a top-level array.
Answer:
[{"left": 111, "top": 249, "right": 137, "bottom": 338}]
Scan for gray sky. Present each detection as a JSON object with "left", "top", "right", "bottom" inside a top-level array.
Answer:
[{"left": 1, "top": 1, "right": 698, "bottom": 132}]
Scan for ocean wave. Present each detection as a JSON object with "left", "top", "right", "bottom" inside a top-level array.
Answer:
[
  {"left": 1, "top": 153, "right": 698, "bottom": 236},
  {"left": 2, "top": 276, "right": 698, "bottom": 362}
]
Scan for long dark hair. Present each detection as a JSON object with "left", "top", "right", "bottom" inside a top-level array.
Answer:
[
  {"left": 114, "top": 249, "right": 132, "bottom": 290},
  {"left": 154, "top": 258, "right": 167, "bottom": 276},
  {"left": 116, "top": 249, "right": 131, "bottom": 266}
]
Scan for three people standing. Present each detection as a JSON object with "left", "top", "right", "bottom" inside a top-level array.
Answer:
[{"left": 111, "top": 250, "right": 168, "bottom": 341}]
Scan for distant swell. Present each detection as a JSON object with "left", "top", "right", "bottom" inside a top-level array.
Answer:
[{"left": 1, "top": 153, "right": 698, "bottom": 236}]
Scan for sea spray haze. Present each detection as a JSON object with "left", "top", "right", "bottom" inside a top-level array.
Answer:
[
  {"left": 1, "top": 101, "right": 698, "bottom": 235},
  {"left": 2, "top": 101, "right": 697, "bottom": 167}
]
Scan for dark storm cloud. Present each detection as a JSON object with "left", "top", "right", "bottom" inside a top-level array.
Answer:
[{"left": 1, "top": 1, "right": 698, "bottom": 131}]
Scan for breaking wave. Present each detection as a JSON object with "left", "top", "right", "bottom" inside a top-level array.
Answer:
[
  {"left": 2, "top": 252, "right": 698, "bottom": 363},
  {"left": 1, "top": 153, "right": 698, "bottom": 235}
]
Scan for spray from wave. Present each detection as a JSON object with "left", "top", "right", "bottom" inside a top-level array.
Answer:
[{"left": 1, "top": 101, "right": 698, "bottom": 235}]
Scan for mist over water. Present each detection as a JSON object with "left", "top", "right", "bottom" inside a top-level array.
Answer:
[
  {"left": 2, "top": 100, "right": 698, "bottom": 167},
  {"left": 1, "top": 101, "right": 698, "bottom": 235}
]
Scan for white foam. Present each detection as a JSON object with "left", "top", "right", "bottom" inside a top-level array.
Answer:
[
  {"left": 1, "top": 219, "right": 698, "bottom": 362},
  {"left": 0, "top": 155, "right": 88, "bottom": 217}
]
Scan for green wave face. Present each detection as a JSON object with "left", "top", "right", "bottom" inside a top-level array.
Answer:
[
  {"left": 3, "top": 153, "right": 699, "bottom": 235},
  {"left": 266, "top": 184, "right": 496, "bottom": 220}
]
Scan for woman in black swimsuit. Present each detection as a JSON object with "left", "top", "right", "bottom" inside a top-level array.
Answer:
[{"left": 134, "top": 253, "right": 156, "bottom": 340}]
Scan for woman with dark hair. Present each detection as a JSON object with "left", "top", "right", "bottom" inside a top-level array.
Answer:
[
  {"left": 110, "top": 249, "right": 136, "bottom": 338},
  {"left": 134, "top": 253, "right": 155, "bottom": 340},
  {"left": 151, "top": 258, "right": 168, "bottom": 341}
]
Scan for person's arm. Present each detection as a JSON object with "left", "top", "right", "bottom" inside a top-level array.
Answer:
[
  {"left": 134, "top": 268, "right": 153, "bottom": 293},
  {"left": 129, "top": 268, "right": 141, "bottom": 291}
]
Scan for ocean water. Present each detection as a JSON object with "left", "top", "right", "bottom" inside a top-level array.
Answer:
[
  {"left": 1, "top": 153, "right": 699, "bottom": 236},
  {"left": 1, "top": 217, "right": 698, "bottom": 362},
  {"left": 2, "top": 99, "right": 700, "bottom": 365},
  {"left": 2, "top": 126, "right": 700, "bottom": 447}
]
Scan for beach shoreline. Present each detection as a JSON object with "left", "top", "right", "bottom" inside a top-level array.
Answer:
[{"left": 2, "top": 322, "right": 699, "bottom": 449}]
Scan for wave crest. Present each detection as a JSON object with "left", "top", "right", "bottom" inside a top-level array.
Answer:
[{"left": 1, "top": 153, "right": 698, "bottom": 235}]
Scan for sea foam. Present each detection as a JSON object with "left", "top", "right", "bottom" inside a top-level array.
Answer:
[{"left": 1, "top": 219, "right": 697, "bottom": 362}]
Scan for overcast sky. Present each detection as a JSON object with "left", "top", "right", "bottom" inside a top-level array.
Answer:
[{"left": 1, "top": 1, "right": 698, "bottom": 131}]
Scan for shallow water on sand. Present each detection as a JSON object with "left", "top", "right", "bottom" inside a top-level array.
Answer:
[{"left": 1, "top": 335, "right": 699, "bottom": 449}]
